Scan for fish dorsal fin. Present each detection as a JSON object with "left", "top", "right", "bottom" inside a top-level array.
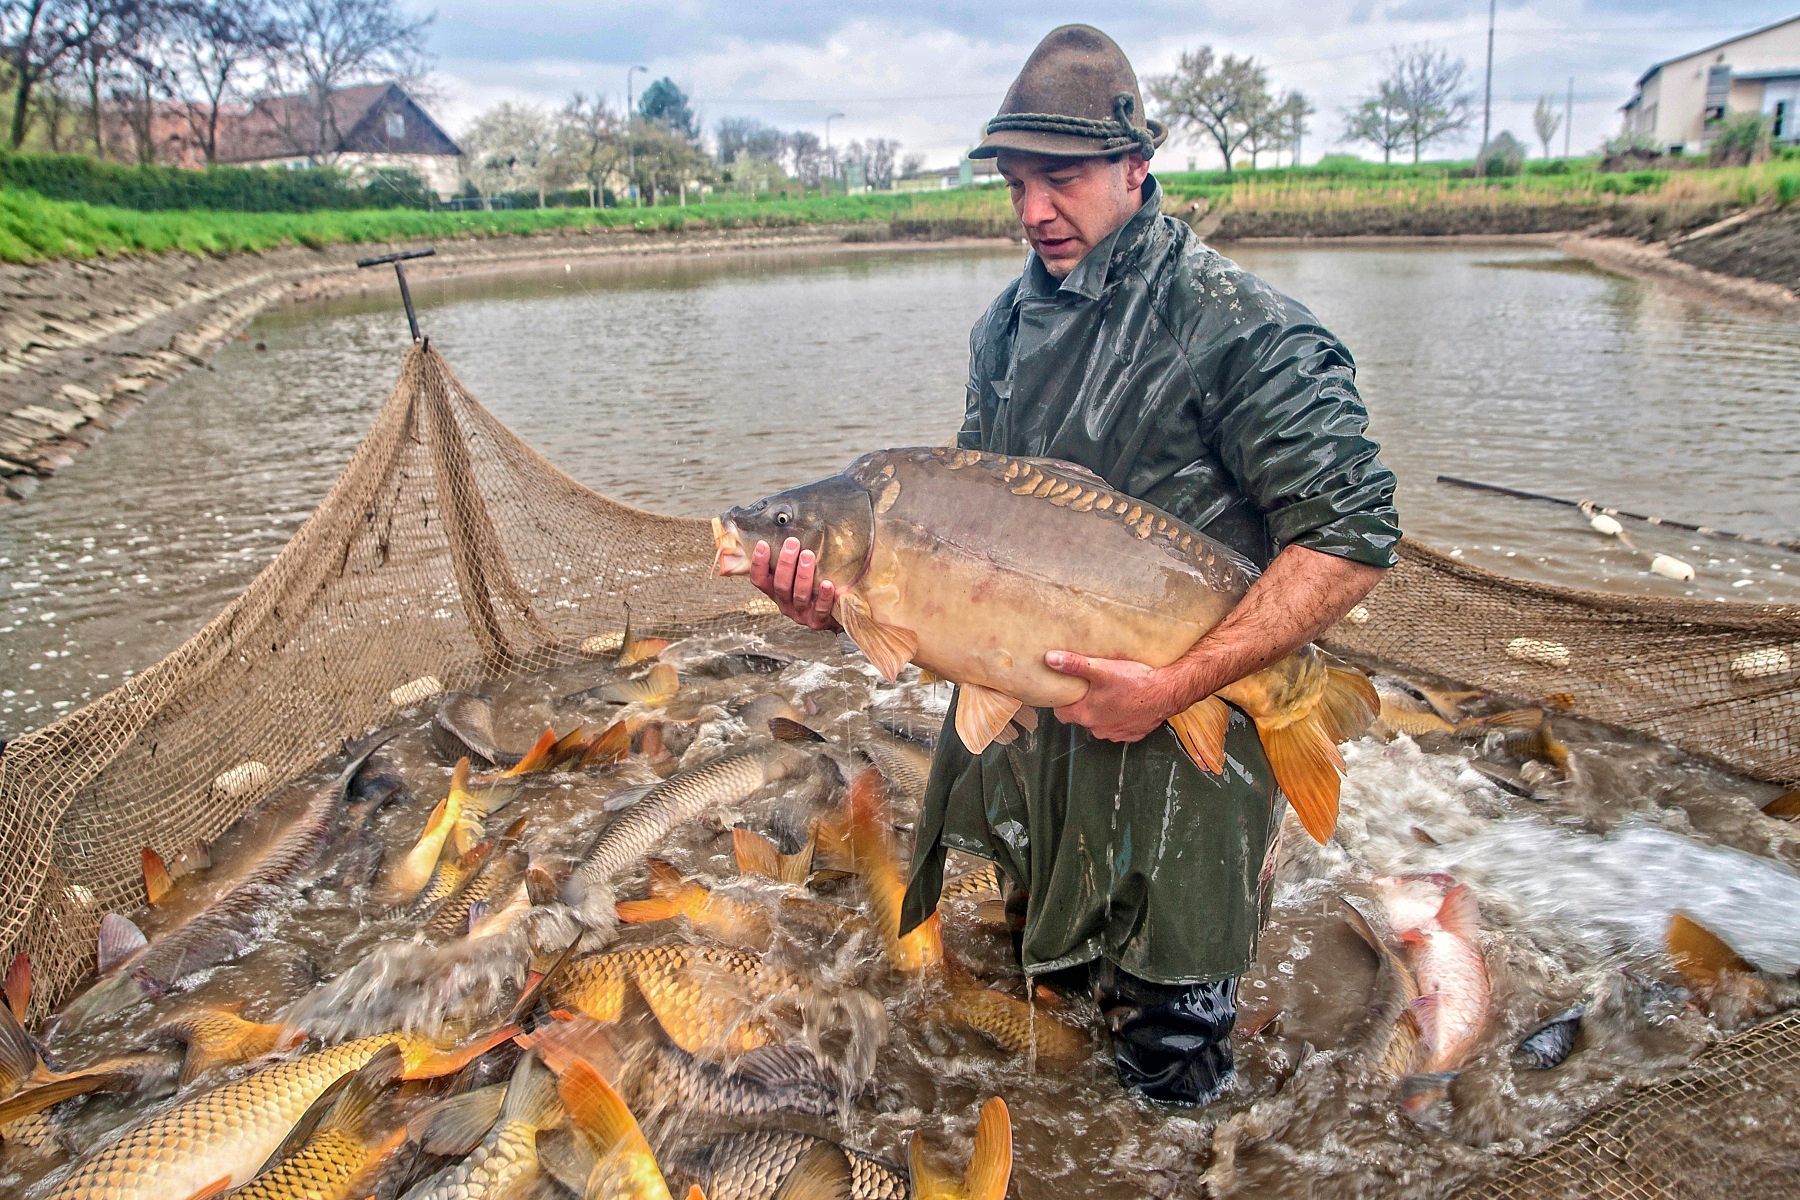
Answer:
[
  {"left": 733, "top": 827, "right": 782, "bottom": 878},
  {"left": 835, "top": 590, "right": 917, "bottom": 682},
  {"left": 769, "top": 716, "right": 826, "bottom": 744},
  {"left": 1432, "top": 885, "right": 1481, "bottom": 943},
  {"left": 560, "top": 1058, "right": 648, "bottom": 1158},
  {"left": 772, "top": 1141, "right": 855, "bottom": 1200},
  {"left": 779, "top": 827, "right": 817, "bottom": 884},
  {"left": 4, "top": 953, "right": 30, "bottom": 1024},
  {"left": 953, "top": 685, "right": 1025, "bottom": 756},
  {"left": 505, "top": 729, "right": 560, "bottom": 778},
  {"left": 1667, "top": 913, "right": 1755, "bottom": 990},
  {"left": 582, "top": 719, "right": 632, "bottom": 767},
  {"left": 322, "top": 1043, "right": 402, "bottom": 1133},
  {"left": 256, "top": 1066, "right": 359, "bottom": 1174},
  {"left": 412, "top": 1082, "right": 507, "bottom": 1155},
  {"left": 730, "top": 1044, "right": 834, "bottom": 1093},
  {"left": 1167, "top": 696, "right": 1231, "bottom": 773},
  {"left": 141, "top": 848, "right": 175, "bottom": 907},
  {"left": 1764, "top": 789, "right": 1800, "bottom": 821},
  {"left": 96, "top": 913, "right": 148, "bottom": 975}
]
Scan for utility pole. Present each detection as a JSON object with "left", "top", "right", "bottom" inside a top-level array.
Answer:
[
  {"left": 1481, "top": 0, "right": 1496, "bottom": 151},
  {"left": 627, "top": 64, "right": 646, "bottom": 206},
  {"left": 1564, "top": 76, "right": 1573, "bottom": 158}
]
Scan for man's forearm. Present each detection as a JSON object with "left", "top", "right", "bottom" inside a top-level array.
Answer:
[{"left": 1164, "top": 544, "right": 1385, "bottom": 710}]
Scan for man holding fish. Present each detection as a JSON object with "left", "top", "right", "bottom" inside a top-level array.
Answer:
[{"left": 737, "top": 25, "right": 1401, "bottom": 1105}]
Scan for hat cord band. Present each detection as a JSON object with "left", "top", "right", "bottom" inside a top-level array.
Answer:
[{"left": 985, "top": 92, "right": 1156, "bottom": 158}]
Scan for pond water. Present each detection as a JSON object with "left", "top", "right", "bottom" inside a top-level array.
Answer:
[{"left": 2, "top": 238, "right": 1796, "bottom": 735}]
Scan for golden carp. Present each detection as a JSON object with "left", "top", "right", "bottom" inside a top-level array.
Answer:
[
  {"left": 383, "top": 758, "right": 510, "bottom": 903},
  {"left": 714, "top": 448, "right": 1378, "bottom": 843},
  {"left": 546, "top": 945, "right": 790, "bottom": 1055},
  {"left": 616, "top": 861, "right": 774, "bottom": 947},
  {"left": 1667, "top": 912, "right": 1773, "bottom": 1015},
  {"left": 41, "top": 1025, "right": 516, "bottom": 1200},
  {"left": 556, "top": 1058, "right": 700, "bottom": 1200},
  {"left": 732, "top": 827, "right": 815, "bottom": 885},
  {"left": 230, "top": 1044, "right": 406, "bottom": 1200},
  {"left": 842, "top": 767, "right": 943, "bottom": 974},
  {"left": 940, "top": 862, "right": 1001, "bottom": 902},
  {"left": 422, "top": 817, "right": 530, "bottom": 944},
  {"left": 679, "top": 1097, "right": 1011, "bottom": 1200},
  {"left": 937, "top": 962, "right": 1090, "bottom": 1067},
  {"left": 402, "top": 1052, "right": 560, "bottom": 1200}
]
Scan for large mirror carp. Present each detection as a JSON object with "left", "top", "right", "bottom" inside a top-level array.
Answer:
[{"left": 713, "top": 447, "right": 1377, "bottom": 842}]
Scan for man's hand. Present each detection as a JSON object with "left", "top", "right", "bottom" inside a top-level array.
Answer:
[
  {"left": 1044, "top": 651, "right": 1184, "bottom": 742},
  {"left": 750, "top": 537, "right": 841, "bottom": 631}
]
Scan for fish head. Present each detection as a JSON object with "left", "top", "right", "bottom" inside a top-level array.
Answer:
[{"left": 714, "top": 474, "right": 874, "bottom": 587}]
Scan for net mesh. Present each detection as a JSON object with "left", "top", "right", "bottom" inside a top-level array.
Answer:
[{"left": 0, "top": 344, "right": 1795, "bottom": 1193}]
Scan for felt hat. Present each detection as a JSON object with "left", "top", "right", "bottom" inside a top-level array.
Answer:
[{"left": 969, "top": 24, "right": 1166, "bottom": 160}]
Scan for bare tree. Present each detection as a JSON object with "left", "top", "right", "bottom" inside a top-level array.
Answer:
[
  {"left": 1387, "top": 44, "right": 1473, "bottom": 164},
  {"left": 165, "top": 0, "right": 283, "bottom": 163},
  {"left": 462, "top": 101, "right": 559, "bottom": 206},
  {"left": 260, "top": 0, "right": 431, "bottom": 164},
  {"left": 1532, "top": 94, "right": 1562, "bottom": 159},
  {"left": 899, "top": 151, "right": 924, "bottom": 178},
  {"left": 629, "top": 119, "right": 711, "bottom": 204},
  {"left": 2, "top": 0, "right": 102, "bottom": 148},
  {"left": 1340, "top": 82, "right": 1408, "bottom": 163},
  {"left": 864, "top": 136, "right": 899, "bottom": 189},
  {"left": 555, "top": 90, "right": 623, "bottom": 207},
  {"left": 787, "top": 128, "right": 824, "bottom": 186},
  {"left": 715, "top": 115, "right": 785, "bottom": 166},
  {"left": 1147, "top": 46, "right": 1272, "bottom": 172}
]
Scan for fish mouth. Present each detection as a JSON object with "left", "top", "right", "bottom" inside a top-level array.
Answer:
[{"left": 711, "top": 517, "right": 751, "bottom": 577}]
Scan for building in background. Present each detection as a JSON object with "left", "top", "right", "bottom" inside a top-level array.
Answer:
[
  {"left": 162, "top": 83, "right": 463, "bottom": 199},
  {"left": 1622, "top": 14, "right": 1800, "bottom": 152}
]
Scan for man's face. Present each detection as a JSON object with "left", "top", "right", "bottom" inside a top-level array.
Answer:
[{"left": 996, "top": 150, "right": 1150, "bottom": 278}]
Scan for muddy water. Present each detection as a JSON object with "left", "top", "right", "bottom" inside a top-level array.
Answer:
[
  {"left": 4, "top": 627, "right": 1796, "bottom": 1199},
  {"left": 2, "top": 240, "right": 1797, "bottom": 736}
]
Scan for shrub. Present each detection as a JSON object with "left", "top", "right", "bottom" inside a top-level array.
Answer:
[
  {"left": 1709, "top": 113, "right": 1772, "bottom": 166},
  {"left": 1476, "top": 132, "right": 1527, "bottom": 177},
  {"left": 0, "top": 150, "right": 431, "bottom": 211}
]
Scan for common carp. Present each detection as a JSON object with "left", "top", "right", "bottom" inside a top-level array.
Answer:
[
  {"left": 677, "top": 1096, "right": 1011, "bottom": 1200},
  {"left": 434, "top": 692, "right": 526, "bottom": 768},
  {"left": 714, "top": 447, "right": 1378, "bottom": 842},
  {"left": 231, "top": 1045, "right": 406, "bottom": 1200},
  {"left": 1377, "top": 878, "right": 1490, "bottom": 1073},
  {"left": 155, "top": 1006, "right": 305, "bottom": 1086},
  {"left": 555, "top": 1058, "right": 700, "bottom": 1200},
  {"left": 41, "top": 1025, "right": 516, "bottom": 1200},
  {"left": 402, "top": 1052, "right": 560, "bottom": 1200},
  {"left": 59, "top": 733, "right": 400, "bottom": 1031},
  {"left": 561, "top": 724, "right": 818, "bottom": 916},
  {"left": 842, "top": 767, "right": 943, "bottom": 974},
  {"left": 546, "top": 945, "right": 788, "bottom": 1056}
]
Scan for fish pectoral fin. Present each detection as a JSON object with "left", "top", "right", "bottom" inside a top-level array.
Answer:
[
  {"left": 1667, "top": 912, "right": 1756, "bottom": 991},
  {"left": 953, "top": 685, "right": 1026, "bottom": 755},
  {"left": 772, "top": 1141, "right": 855, "bottom": 1200},
  {"left": 835, "top": 590, "right": 917, "bottom": 682},
  {"left": 993, "top": 705, "right": 1038, "bottom": 746},
  {"left": 1250, "top": 665, "right": 1377, "bottom": 845},
  {"left": 141, "top": 848, "right": 175, "bottom": 906},
  {"left": 1167, "top": 696, "right": 1231, "bottom": 773},
  {"left": 4, "top": 953, "right": 29, "bottom": 1023},
  {"left": 1432, "top": 884, "right": 1482, "bottom": 943},
  {"left": 96, "top": 913, "right": 148, "bottom": 975}
]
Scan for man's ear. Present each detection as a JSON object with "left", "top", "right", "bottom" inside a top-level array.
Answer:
[{"left": 1122, "top": 153, "right": 1150, "bottom": 191}]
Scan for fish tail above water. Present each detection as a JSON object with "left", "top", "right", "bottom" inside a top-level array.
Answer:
[
  {"left": 908, "top": 1097, "right": 1013, "bottom": 1200},
  {"left": 557, "top": 1058, "right": 684, "bottom": 1200},
  {"left": 732, "top": 826, "right": 815, "bottom": 885},
  {"left": 1666, "top": 912, "right": 1768, "bottom": 1004},
  {"left": 157, "top": 1006, "right": 305, "bottom": 1085},
  {"left": 844, "top": 767, "right": 941, "bottom": 973},
  {"left": 4, "top": 953, "right": 29, "bottom": 1024}
]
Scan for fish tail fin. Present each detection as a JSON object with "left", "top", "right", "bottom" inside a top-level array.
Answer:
[
  {"left": 515, "top": 1010, "right": 623, "bottom": 1080},
  {"left": 0, "top": 1061, "right": 150, "bottom": 1126},
  {"left": 643, "top": 662, "right": 680, "bottom": 702},
  {"left": 504, "top": 728, "right": 561, "bottom": 778},
  {"left": 779, "top": 826, "right": 817, "bottom": 884},
  {"left": 410, "top": 1084, "right": 507, "bottom": 1156},
  {"left": 141, "top": 848, "right": 175, "bottom": 906},
  {"left": 4, "top": 952, "right": 30, "bottom": 1023},
  {"left": 0, "top": 998, "right": 39, "bottom": 1083},
  {"left": 581, "top": 719, "right": 632, "bottom": 767},
  {"left": 1167, "top": 696, "right": 1231, "bottom": 773},
  {"left": 616, "top": 861, "right": 708, "bottom": 924},
  {"left": 1667, "top": 912, "right": 1755, "bottom": 991},
  {"left": 499, "top": 1052, "right": 561, "bottom": 1128},
  {"left": 1252, "top": 666, "right": 1377, "bottom": 844},
  {"left": 161, "top": 1008, "right": 304, "bottom": 1085},
  {"left": 734, "top": 826, "right": 783, "bottom": 878},
  {"left": 558, "top": 1057, "right": 647, "bottom": 1157},
  {"left": 909, "top": 1098, "right": 1013, "bottom": 1200}
]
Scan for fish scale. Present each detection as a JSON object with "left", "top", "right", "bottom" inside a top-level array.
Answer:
[
  {"left": 405, "top": 1121, "right": 542, "bottom": 1200},
  {"left": 43, "top": 1033, "right": 412, "bottom": 1200},
  {"left": 548, "top": 946, "right": 791, "bottom": 1054},
  {"left": 686, "top": 1130, "right": 907, "bottom": 1200},
  {"left": 231, "top": 1126, "right": 375, "bottom": 1200}
]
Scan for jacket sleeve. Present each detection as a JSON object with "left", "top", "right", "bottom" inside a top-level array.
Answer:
[{"left": 1205, "top": 306, "right": 1402, "bottom": 568}]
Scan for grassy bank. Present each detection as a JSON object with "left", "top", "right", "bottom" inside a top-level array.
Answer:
[{"left": 5, "top": 158, "right": 1799, "bottom": 264}]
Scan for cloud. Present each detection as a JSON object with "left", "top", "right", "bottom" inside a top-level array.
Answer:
[{"left": 417, "top": 1, "right": 1797, "bottom": 169}]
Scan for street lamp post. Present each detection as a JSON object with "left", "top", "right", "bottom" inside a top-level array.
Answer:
[
  {"left": 825, "top": 111, "right": 844, "bottom": 193},
  {"left": 627, "top": 64, "right": 647, "bottom": 206}
]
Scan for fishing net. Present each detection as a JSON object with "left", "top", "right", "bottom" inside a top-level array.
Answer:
[{"left": 0, "top": 342, "right": 1795, "bottom": 1192}]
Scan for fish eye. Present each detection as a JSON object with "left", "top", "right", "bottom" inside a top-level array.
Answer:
[{"left": 775, "top": 509, "right": 791, "bottom": 526}]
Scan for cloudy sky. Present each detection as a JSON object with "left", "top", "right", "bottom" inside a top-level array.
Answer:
[{"left": 415, "top": 1, "right": 1796, "bottom": 168}]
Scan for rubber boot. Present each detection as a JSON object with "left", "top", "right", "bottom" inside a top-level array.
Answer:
[{"left": 1092, "top": 960, "right": 1236, "bottom": 1106}]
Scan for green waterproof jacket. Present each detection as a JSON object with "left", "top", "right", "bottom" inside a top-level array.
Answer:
[{"left": 897, "top": 178, "right": 1402, "bottom": 986}]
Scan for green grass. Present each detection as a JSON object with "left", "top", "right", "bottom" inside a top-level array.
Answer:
[{"left": 5, "top": 157, "right": 1798, "bottom": 264}]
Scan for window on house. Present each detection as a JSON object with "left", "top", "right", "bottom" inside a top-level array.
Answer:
[
  {"left": 1776, "top": 101, "right": 1789, "bottom": 141},
  {"left": 386, "top": 111, "right": 405, "bottom": 139}
]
